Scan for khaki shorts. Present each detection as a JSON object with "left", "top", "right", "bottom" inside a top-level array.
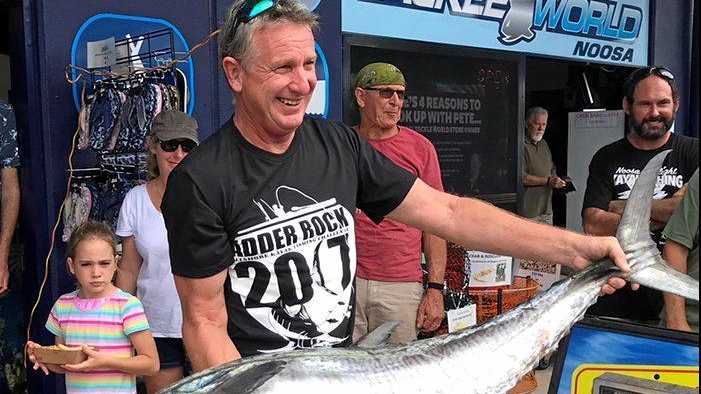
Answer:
[{"left": 353, "top": 277, "right": 424, "bottom": 345}]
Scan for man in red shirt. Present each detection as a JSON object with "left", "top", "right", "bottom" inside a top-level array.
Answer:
[{"left": 352, "top": 63, "right": 447, "bottom": 344}]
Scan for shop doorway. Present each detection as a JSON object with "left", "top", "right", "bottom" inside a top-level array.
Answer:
[{"left": 525, "top": 57, "right": 632, "bottom": 228}]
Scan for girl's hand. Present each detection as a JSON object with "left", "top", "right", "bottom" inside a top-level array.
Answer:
[
  {"left": 26, "top": 341, "right": 50, "bottom": 375},
  {"left": 62, "top": 345, "right": 107, "bottom": 372}
]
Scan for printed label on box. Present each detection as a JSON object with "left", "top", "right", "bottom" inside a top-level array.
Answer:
[
  {"left": 447, "top": 304, "right": 477, "bottom": 333},
  {"left": 515, "top": 258, "right": 561, "bottom": 291}
]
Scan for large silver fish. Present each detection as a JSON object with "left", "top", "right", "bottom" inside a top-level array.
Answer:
[{"left": 162, "top": 150, "right": 699, "bottom": 394}]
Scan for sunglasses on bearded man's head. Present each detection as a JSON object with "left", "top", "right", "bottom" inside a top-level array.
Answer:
[{"left": 628, "top": 66, "right": 674, "bottom": 83}]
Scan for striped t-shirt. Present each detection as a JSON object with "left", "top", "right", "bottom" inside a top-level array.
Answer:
[{"left": 46, "top": 288, "right": 150, "bottom": 394}]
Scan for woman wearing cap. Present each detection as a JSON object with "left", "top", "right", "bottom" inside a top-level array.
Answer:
[{"left": 115, "top": 110, "right": 198, "bottom": 393}]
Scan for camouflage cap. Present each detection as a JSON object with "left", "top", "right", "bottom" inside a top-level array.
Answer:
[
  {"left": 150, "top": 110, "right": 199, "bottom": 144},
  {"left": 354, "top": 62, "right": 406, "bottom": 89}
]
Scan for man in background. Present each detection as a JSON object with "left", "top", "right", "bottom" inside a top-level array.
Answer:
[
  {"left": 351, "top": 62, "right": 446, "bottom": 344},
  {"left": 0, "top": 99, "right": 20, "bottom": 296},
  {"left": 520, "top": 106, "right": 567, "bottom": 224},
  {"left": 583, "top": 66, "right": 699, "bottom": 322}
]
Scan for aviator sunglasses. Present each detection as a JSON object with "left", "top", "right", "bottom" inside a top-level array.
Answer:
[
  {"left": 158, "top": 138, "right": 197, "bottom": 153},
  {"left": 363, "top": 87, "right": 406, "bottom": 100}
]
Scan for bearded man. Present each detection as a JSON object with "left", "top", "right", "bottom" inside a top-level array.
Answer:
[
  {"left": 520, "top": 106, "right": 567, "bottom": 224},
  {"left": 582, "top": 66, "right": 699, "bottom": 323}
]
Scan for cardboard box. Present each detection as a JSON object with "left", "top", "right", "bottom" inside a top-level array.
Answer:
[{"left": 34, "top": 345, "right": 88, "bottom": 365}]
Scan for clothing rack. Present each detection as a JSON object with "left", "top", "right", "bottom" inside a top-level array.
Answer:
[
  {"left": 93, "top": 67, "right": 172, "bottom": 93},
  {"left": 89, "top": 28, "right": 176, "bottom": 83}
]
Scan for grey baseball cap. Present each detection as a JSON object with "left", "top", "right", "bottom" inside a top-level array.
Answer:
[{"left": 150, "top": 110, "right": 199, "bottom": 143}]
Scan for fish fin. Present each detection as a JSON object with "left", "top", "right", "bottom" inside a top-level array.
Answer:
[
  {"left": 212, "top": 360, "right": 287, "bottom": 394},
  {"left": 354, "top": 321, "right": 400, "bottom": 348},
  {"left": 616, "top": 150, "right": 671, "bottom": 246},
  {"left": 613, "top": 150, "right": 700, "bottom": 302},
  {"left": 631, "top": 255, "right": 700, "bottom": 301}
]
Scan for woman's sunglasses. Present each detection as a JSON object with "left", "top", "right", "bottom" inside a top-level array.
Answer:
[{"left": 159, "top": 138, "right": 197, "bottom": 153}]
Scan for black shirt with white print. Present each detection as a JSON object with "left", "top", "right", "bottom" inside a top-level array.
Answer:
[
  {"left": 162, "top": 117, "right": 416, "bottom": 357},
  {"left": 583, "top": 132, "right": 698, "bottom": 321},
  {"left": 583, "top": 132, "right": 699, "bottom": 246}
]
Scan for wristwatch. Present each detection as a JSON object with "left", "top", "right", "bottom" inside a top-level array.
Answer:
[{"left": 426, "top": 282, "right": 443, "bottom": 290}]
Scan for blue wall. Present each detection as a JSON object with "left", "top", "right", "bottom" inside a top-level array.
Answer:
[{"left": 651, "top": 0, "right": 696, "bottom": 137}]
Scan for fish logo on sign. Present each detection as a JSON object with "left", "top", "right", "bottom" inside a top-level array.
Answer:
[
  {"left": 299, "top": 0, "right": 322, "bottom": 10},
  {"left": 306, "top": 43, "right": 330, "bottom": 118},
  {"left": 362, "top": 0, "right": 645, "bottom": 46},
  {"left": 297, "top": 0, "right": 328, "bottom": 117}
]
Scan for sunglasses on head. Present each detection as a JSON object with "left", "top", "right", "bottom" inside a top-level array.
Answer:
[
  {"left": 364, "top": 87, "right": 406, "bottom": 100},
  {"left": 630, "top": 66, "right": 675, "bottom": 83},
  {"left": 158, "top": 138, "right": 197, "bottom": 153},
  {"left": 234, "top": 0, "right": 278, "bottom": 31}
]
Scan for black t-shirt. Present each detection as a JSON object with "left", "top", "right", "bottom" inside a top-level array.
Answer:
[
  {"left": 162, "top": 117, "right": 416, "bottom": 356},
  {"left": 582, "top": 132, "right": 699, "bottom": 321}
]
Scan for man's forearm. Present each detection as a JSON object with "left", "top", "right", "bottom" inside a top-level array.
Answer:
[
  {"left": 583, "top": 207, "right": 620, "bottom": 236},
  {"left": 662, "top": 240, "right": 691, "bottom": 330},
  {"left": 650, "top": 195, "right": 684, "bottom": 223},
  {"left": 422, "top": 233, "right": 446, "bottom": 284},
  {"left": 397, "top": 188, "right": 591, "bottom": 269},
  {"left": 663, "top": 292, "right": 689, "bottom": 329},
  {"left": 447, "top": 198, "right": 590, "bottom": 268},
  {"left": 0, "top": 168, "right": 20, "bottom": 254},
  {"left": 183, "top": 319, "right": 240, "bottom": 372},
  {"left": 523, "top": 174, "right": 548, "bottom": 187}
]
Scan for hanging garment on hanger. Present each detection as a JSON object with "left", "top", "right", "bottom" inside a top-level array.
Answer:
[
  {"left": 89, "top": 88, "right": 122, "bottom": 150},
  {"left": 61, "top": 184, "right": 92, "bottom": 242}
]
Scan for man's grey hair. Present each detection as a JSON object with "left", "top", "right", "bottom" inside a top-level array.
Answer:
[
  {"left": 526, "top": 106, "right": 548, "bottom": 122},
  {"left": 219, "top": 0, "right": 319, "bottom": 65}
]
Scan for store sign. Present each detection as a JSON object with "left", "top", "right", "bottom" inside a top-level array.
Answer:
[
  {"left": 300, "top": 0, "right": 323, "bottom": 10},
  {"left": 342, "top": 0, "right": 649, "bottom": 66},
  {"left": 307, "top": 44, "right": 330, "bottom": 118},
  {"left": 70, "top": 13, "right": 195, "bottom": 114}
]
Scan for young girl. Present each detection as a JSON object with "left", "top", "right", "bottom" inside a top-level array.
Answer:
[{"left": 27, "top": 221, "right": 159, "bottom": 393}]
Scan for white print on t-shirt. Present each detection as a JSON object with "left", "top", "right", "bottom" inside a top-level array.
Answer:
[
  {"left": 614, "top": 166, "right": 684, "bottom": 200},
  {"left": 229, "top": 186, "right": 356, "bottom": 352}
]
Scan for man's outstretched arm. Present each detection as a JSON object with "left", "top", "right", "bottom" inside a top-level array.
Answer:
[{"left": 389, "top": 179, "right": 630, "bottom": 294}]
